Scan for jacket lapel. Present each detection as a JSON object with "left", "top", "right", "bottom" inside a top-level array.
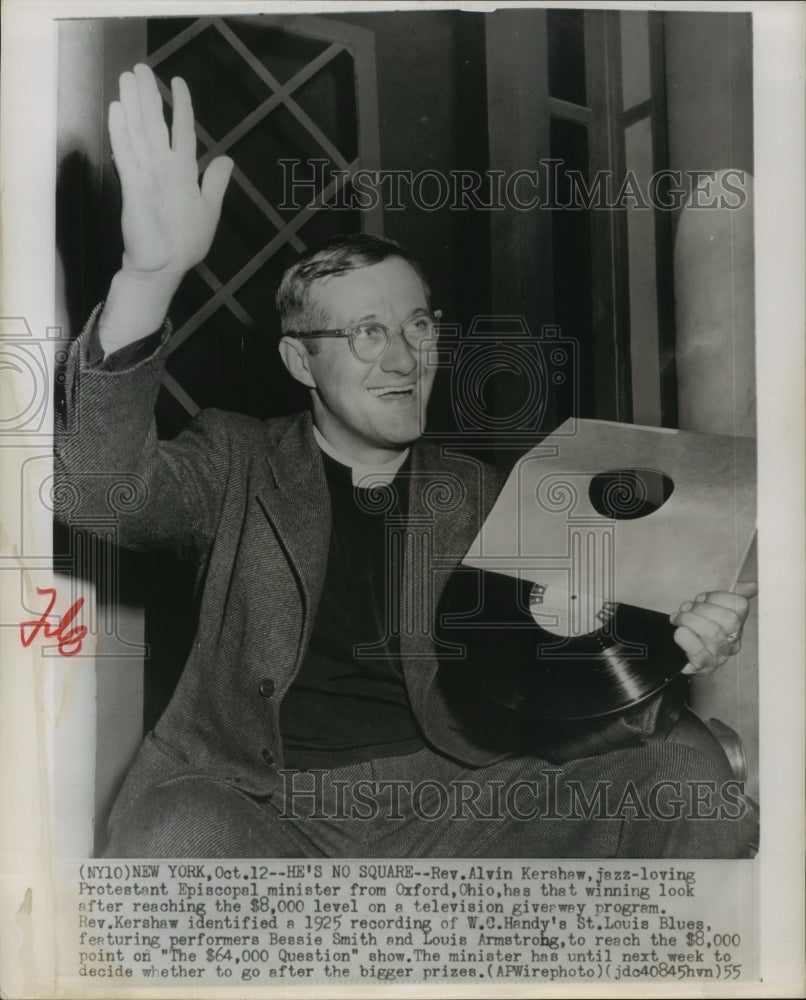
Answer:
[
  {"left": 400, "top": 443, "right": 482, "bottom": 679},
  {"left": 256, "top": 412, "right": 331, "bottom": 666},
  {"left": 399, "top": 445, "right": 511, "bottom": 761}
]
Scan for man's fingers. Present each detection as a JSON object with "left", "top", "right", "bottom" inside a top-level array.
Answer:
[
  {"left": 118, "top": 70, "right": 149, "bottom": 167},
  {"left": 200, "top": 157, "right": 234, "bottom": 218},
  {"left": 108, "top": 102, "right": 137, "bottom": 184},
  {"left": 133, "top": 63, "right": 170, "bottom": 168},
  {"left": 671, "top": 606, "right": 741, "bottom": 642},
  {"left": 690, "top": 590, "right": 750, "bottom": 617},
  {"left": 171, "top": 76, "right": 197, "bottom": 175},
  {"left": 674, "top": 627, "right": 716, "bottom": 675},
  {"left": 694, "top": 592, "right": 745, "bottom": 613},
  {"left": 689, "top": 582, "right": 757, "bottom": 624},
  {"left": 672, "top": 582, "right": 756, "bottom": 677}
]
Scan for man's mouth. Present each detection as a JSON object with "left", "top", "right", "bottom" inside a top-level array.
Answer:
[{"left": 367, "top": 384, "right": 417, "bottom": 399}]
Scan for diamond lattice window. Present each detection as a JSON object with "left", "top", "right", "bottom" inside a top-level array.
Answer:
[{"left": 145, "top": 15, "right": 381, "bottom": 425}]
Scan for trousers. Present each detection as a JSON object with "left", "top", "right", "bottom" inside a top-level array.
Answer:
[{"left": 104, "top": 741, "right": 749, "bottom": 858}]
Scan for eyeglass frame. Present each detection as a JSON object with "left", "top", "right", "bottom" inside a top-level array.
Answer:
[{"left": 284, "top": 309, "right": 442, "bottom": 363}]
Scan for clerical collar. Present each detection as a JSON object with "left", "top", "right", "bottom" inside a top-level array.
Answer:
[{"left": 313, "top": 425, "right": 409, "bottom": 487}]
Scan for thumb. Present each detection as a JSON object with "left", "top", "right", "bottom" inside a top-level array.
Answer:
[
  {"left": 734, "top": 580, "right": 758, "bottom": 601},
  {"left": 200, "top": 156, "right": 234, "bottom": 218}
]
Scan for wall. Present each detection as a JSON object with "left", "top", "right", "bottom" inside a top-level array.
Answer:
[
  {"left": 665, "top": 12, "right": 757, "bottom": 797},
  {"left": 332, "top": 10, "right": 492, "bottom": 331}
]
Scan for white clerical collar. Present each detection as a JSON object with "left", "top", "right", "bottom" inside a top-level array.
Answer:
[{"left": 313, "top": 425, "right": 409, "bottom": 487}]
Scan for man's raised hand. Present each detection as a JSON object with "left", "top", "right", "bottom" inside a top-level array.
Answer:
[
  {"left": 98, "top": 64, "right": 233, "bottom": 354},
  {"left": 110, "top": 64, "right": 233, "bottom": 280}
]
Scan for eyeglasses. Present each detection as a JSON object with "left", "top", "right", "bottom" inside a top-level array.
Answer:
[{"left": 287, "top": 310, "right": 441, "bottom": 363}]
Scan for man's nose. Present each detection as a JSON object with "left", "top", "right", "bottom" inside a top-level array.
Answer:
[{"left": 380, "top": 327, "right": 417, "bottom": 374}]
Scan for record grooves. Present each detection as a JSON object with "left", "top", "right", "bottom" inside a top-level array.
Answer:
[{"left": 436, "top": 568, "right": 689, "bottom": 721}]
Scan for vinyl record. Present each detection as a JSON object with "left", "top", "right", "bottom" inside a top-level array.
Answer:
[{"left": 435, "top": 567, "right": 689, "bottom": 721}]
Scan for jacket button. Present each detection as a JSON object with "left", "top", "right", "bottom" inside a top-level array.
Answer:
[
  {"left": 261, "top": 748, "right": 275, "bottom": 766},
  {"left": 258, "top": 678, "right": 275, "bottom": 698}
]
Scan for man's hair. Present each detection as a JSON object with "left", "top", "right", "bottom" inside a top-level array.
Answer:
[{"left": 275, "top": 233, "right": 430, "bottom": 342}]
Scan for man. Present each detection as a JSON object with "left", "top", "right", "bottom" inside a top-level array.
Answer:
[{"left": 56, "top": 65, "right": 755, "bottom": 857}]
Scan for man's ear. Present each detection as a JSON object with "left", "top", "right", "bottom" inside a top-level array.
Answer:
[{"left": 279, "top": 336, "right": 317, "bottom": 390}]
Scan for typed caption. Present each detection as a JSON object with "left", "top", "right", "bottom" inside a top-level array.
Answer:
[{"left": 64, "top": 859, "right": 755, "bottom": 989}]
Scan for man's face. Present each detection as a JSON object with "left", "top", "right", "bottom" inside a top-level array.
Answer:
[{"left": 291, "top": 256, "right": 436, "bottom": 461}]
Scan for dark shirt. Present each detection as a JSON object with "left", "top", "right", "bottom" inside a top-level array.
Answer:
[{"left": 280, "top": 453, "right": 425, "bottom": 769}]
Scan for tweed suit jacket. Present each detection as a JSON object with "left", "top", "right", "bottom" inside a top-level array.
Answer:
[{"left": 55, "top": 320, "right": 511, "bottom": 809}]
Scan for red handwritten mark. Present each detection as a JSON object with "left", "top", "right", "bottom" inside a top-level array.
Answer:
[{"left": 20, "top": 587, "right": 87, "bottom": 657}]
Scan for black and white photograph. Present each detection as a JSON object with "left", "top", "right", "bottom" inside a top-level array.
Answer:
[{"left": 0, "top": 0, "right": 803, "bottom": 995}]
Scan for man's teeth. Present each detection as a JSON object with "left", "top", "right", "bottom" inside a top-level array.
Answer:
[{"left": 368, "top": 386, "right": 414, "bottom": 397}]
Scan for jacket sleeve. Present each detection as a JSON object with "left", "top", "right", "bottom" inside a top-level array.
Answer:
[{"left": 54, "top": 307, "right": 231, "bottom": 560}]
